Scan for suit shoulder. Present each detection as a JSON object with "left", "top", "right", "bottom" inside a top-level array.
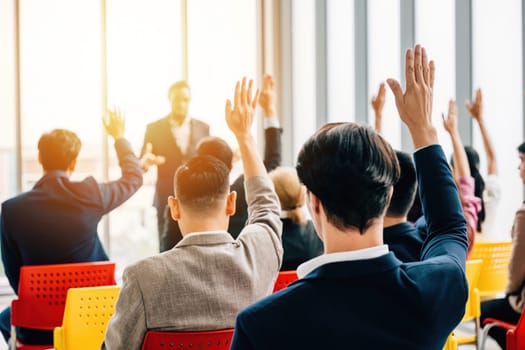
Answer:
[
  {"left": 192, "top": 118, "right": 209, "bottom": 129},
  {"left": 146, "top": 117, "right": 169, "bottom": 130}
]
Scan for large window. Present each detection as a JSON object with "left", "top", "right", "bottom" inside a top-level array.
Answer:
[{"left": 472, "top": 0, "right": 523, "bottom": 238}]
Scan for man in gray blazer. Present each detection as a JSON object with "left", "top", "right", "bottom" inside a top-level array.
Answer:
[{"left": 103, "top": 78, "right": 283, "bottom": 349}]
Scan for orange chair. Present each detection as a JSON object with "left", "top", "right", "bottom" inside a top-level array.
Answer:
[
  {"left": 469, "top": 241, "right": 512, "bottom": 298},
  {"left": 480, "top": 312, "right": 525, "bottom": 350},
  {"left": 11, "top": 262, "right": 116, "bottom": 350},
  {"left": 273, "top": 271, "right": 298, "bottom": 292},
  {"left": 141, "top": 329, "right": 234, "bottom": 350}
]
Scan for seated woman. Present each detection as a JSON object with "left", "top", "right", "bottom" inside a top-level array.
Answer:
[
  {"left": 480, "top": 141, "right": 525, "bottom": 349},
  {"left": 269, "top": 166, "right": 323, "bottom": 271}
]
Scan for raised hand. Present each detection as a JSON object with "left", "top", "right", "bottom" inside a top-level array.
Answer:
[
  {"left": 387, "top": 44, "right": 437, "bottom": 148},
  {"left": 225, "top": 77, "right": 260, "bottom": 139},
  {"left": 258, "top": 74, "right": 275, "bottom": 117},
  {"left": 371, "top": 82, "right": 386, "bottom": 133},
  {"left": 442, "top": 100, "right": 459, "bottom": 135},
  {"left": 465, "top": 88, "right": 483, "bottom": 122},
  {"left": 103, "top": 108, "right": 126, "bottom": 140},
  {"left": 140, "top": 142, "right": 166, "bottom": 172}
]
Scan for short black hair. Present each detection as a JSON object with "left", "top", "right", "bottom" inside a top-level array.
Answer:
[
  {"left": 386, "top": 151, "right": 417, "bottom": 217},
  {"left": 296, "top": 122, "right": 399, "bottom": 233},
  {"left": 196, "top": 136, "right": 233, "bottom": 169},
  {"left": 38, "top": 129, "right": 81, "bottom": 171},
  {"left": 175, "top": 155, "right": 230, "bottom": 213},
  {"left": 518, "top": 142, "right": 525, "bottom": 154}
]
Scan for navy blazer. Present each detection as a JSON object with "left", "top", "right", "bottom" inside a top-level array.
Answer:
[
  {"left": 141, "top": 116, "right": 210, "bottom": 211},
  {"left": 384, "top": 221, "right": 426, "bottom": 262},
  {"left": 231, "top": 145, "right": 469, "bottom": 350},
  {"left": 0, "top": 139, "right": 143, "bottom": 293}
]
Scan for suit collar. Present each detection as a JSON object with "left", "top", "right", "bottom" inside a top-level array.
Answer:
[
  {"left": 175, "top": 231, "right": 235, "bottom": 248},
  {"left": 34, "top": 170, "right": 69, "bottom": 188}
]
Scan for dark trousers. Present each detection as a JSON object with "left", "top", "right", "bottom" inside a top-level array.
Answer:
[
  {"left": 481, "top": 296, "right": 522, "bottom": 349},
  {"left": 0, "top": 306, "right": 53, "bottom": 345}
]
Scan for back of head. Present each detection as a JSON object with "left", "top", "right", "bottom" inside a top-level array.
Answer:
[
  {"left": 175, "top": 155, "right": 230, "bottom": 215},
  {"left": 38, "top": 129, "right": 81, "bottom": 171},
  {"left": 269, "top": 166, "right": 306, "bottom": 224},
  {"left": 519, "top": 142, "right": 525, "bottom": 154},
  {"left": 296, "top": 122, "right": 399, "bottom": 233},
  {"left": 464, "top": 145, "right": 485, "bottom": 231},
  {"left": 386, "top": 150, "right": 417, "bottom": 218},
  {"left": 196, "top": 136, "right": 233, "bottom": 170}
]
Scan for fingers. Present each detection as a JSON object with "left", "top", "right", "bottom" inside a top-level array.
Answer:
[
  {"left": 422, "top": 47, "right": 429, "bottom": 85},
  {"left": 263, "top": 74, "right": 274, "bottom": 89},
  {"left": 241, "top": 77, "right": 248, "bottom": 107},
  {"left": 448, "top": 99, "right": 457, "bottom": 114},
  {"left": 414, "top": 45, "right": 424, "bottom": 84},
  {"left": 251, "top": 89, "right": 260, "bottom": 110},
  {"left": 379, "top": 82, "right": 386, "bottom": 95},
  {"left": 247, "top": 79, "right": 253, "bottom": 106},
  {"left": 234, "top": 81, "right": 241, "bottom": 111},
  {"left": 225, "top": 99, "right": 232, "bottom": 121},
  {"left": 386, "top": 79, "right": 403, "bottom": 102},
  {"left": 405, "top": 48, "right": 415, "bottom": 88},
  {"left": 476, "top": 88, "right": 482, "bottom": 104},
  {"left": 146, "top": 142, "right": 153, "bottom": 154},
  {"left": 465, "top": 99, "right": 472, "bottom": 110}
]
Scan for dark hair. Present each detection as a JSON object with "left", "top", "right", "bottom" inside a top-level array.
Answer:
[
  {"left": 175, "top": 155, "right": 230, "bottom": 212},
  {"left": 518, "top": 142, "right": 525, "bottom": 154},
  {"left": 451, "top": 146, "right": 485, "bottom": 232},
  {"left": 168, "top": 80, "right": 190, "bottom": 96},
  {"left": 196, "top": 136, "right": 233, "bottom": 170},
  {"left": 407, "top": 189, "right": 422, "bottom": 223},
  {"left": 386, "top": 150, "right": 417, "bottom": 217},
  {"left": 296, "top": 122, "right": 399, "bottom": 233},
  {"left": 38, "top": 129, "right": 81, "bottom": 171}
]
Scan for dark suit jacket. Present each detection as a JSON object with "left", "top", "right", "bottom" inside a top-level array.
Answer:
[
  {"left": 141, "top": 116, "right": 210, "bottom": 211},
  {"left": 384, "top": 221, "right": 426, "bottom": 262},
  {"left": 231, "top": 145, "right": 469, "bottom": 350},
  {"left": 281, "top": 219, "right": 323, "bottom": 271},
  {"left": 161, "top": 127, "right": 282, "bottom": 250},
  {"left": 0, "top": 139, "right": 142, "bottom": 344}
]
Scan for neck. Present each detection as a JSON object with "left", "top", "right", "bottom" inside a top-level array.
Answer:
[
  {"left": 178, "top": 217, "right": 229, "bottom": 237},
  {"left": 170, "top": 113, "right": 186, "bottom": 125},
  {"left": 383, "top": 215, "right": 407, "bottom": 228},
  {"left": 322, "top": 220, "right": 384, "bottom": 254}
]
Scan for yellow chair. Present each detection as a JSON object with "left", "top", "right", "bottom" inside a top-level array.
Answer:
[
  {"left": 469, "top": 241, "right": 513, "bottom": 298},
  {"left": 455, "top": 259, "right": 483, "bottom": 347},
  {"left": 54, "top": 286, "right": 120, "bottom": 350},
  {"left": 443, "top": 333, "right": 458, "bottom": 350}
]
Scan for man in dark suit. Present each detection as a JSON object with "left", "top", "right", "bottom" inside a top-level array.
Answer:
[
  {"left": 0, "top": 110, "right": 143, "bottom": 345},
  {"left": 140, "top": 81, "right": 210, "bottom": 251},
  {"left": 231, "top": 45, "right": 469, "bottom": 350},
  {"left": 161, "top": 74, "right": 282, "bottom": 250}
]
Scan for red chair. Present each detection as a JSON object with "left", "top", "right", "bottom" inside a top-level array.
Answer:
[
  {"left": 141, "top": 329, "right": 234, "bottom": 350},
  {"left": 480, "top": 311, "right": 525, "bottom": 350},
  {"left": 11, "top": 261, "right": 116, "bottom": 350},
  {"left": 273, "top": 270, "right": 298, "bottom": 292}
]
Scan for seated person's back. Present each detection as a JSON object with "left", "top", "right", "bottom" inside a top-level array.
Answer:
[
  {"left": 269, "top": 166, "right": 323, "bottom": 270},
  {"left": 103, "top": 78, "right": 283, "bottom": 349}
]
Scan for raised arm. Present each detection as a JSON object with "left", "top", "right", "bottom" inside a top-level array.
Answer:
[
  {"left": 98, "top": 109, "right": 143, "bottom": 213},
  {"left": 466, "top": 88, "right": 497, "bottom": 175},
  {"left": 371, "top": 82, "right": 386, "bottom": 134},
  {"left": 443, "top": 100, "right": 470, "bottom": 179},
  {"left": 259, "top": 74, "right": 282, "bottom": 172}
]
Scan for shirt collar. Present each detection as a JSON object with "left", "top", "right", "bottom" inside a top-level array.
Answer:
[
  {"left": 169, "top": 115, "right": 191, "bottom": 128},
  {"left": 297, "top": 244, "right": 389, "bottom": 279}
]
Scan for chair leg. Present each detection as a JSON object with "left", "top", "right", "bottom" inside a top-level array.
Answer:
[
  {"left": 474, "top": 318, "right": 480, "bottom": 350},
  {"left": 479, "top": 323, "right": 498, "bottom": 350}
]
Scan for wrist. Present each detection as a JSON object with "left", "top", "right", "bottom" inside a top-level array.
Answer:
[
  {"left": 263, "top": 108, "right": 275, "bottom": 117},
  {"left": 408, "top": 126, "right": 438, "bottom": 149}
]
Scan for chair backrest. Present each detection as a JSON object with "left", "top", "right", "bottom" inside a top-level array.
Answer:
[
  {"left": 462, "top": 259, "right": 483, "bottom": 322},
  {"left": 443, "top": 334, "right": 458, "bottom": 350},
  {"left": 11, "top": 262, "right": 116, "bottom": 330},
  {"left": 506, "top": 307, "right": 525, "bottom": 350},
  {"left": 54, "top": 286, "right": 120, "bottom": 350},
  {"left": 141, "top": 329, "right": 234, "bottom": 350},
  {"left": 273, "top": 270, "right": 298, "bottom": 292},
  {"left": 469, "top": 241, "right": 512, "bottom": 297}
]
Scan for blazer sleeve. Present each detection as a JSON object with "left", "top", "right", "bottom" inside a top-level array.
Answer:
[
  {"left": 415, "top": 145, "right": 468, "bottom": 266},
  {"left": 231, "top": 315, "right": 257, "bottom": 350},
  {"left": 0, "top": 211, "right": 22, "bottom": 293},
  {"left": 97, "top": 139, "right": 143, "bottom": 214},
  {"left": 103, "top": 267, "right": 147, "bottom": 350},
  {"left": 506, "top": 207, "right": 525, "bottom": 294},
  {"left": 263, "top": 127, "right": 282, "bottom": 172}
]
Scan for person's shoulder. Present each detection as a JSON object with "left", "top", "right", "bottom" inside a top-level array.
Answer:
[
  {"left": 147, "top": 116, "right": 170, "bottom": 129},
  {"left": 191, "top": 118, "right": 209, "bottom": 128}
]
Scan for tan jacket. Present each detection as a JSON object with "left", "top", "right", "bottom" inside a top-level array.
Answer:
[
  {"left": 103, "top": 176, "right": 283, "bottom": 350},
  {"left": 507, "top": 205, "right": 525, "bottom": 313}
]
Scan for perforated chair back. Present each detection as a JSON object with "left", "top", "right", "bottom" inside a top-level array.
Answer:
[
  {"left": 469, "top": 241, "right": 512, "bottom": 297},
  {"left": 273, "top": 270, "right": 298, "bottom": 292},
  {"left": 11, "top": 262, "right": 116, "bottom": 330},
  {"left": 141, "top": 329, "right": 234, "bottom": 350},
  {"left": 53, "top": 286, "right": 120, "bottom": 350}
]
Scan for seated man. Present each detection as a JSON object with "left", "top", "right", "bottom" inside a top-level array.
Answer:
[
  {"left": 103, "top": 78, "right": 282, "bottom": 349},
  {"left": 231, "top": 45, "right": 469, "bottom": 349},
  {"left": 0, "top": 110, "right": 142, "bottom": 345}
]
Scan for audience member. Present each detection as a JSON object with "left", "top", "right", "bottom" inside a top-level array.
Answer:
[
  {"left": 466, "top": 88, "right": 501, "bottom": 238},
  {"left": 231, "top": 45, "right": 469, "bottom": 349},
  {"left": 443, "top": 99, "right": 482, "bottom": 256},
  {"left": 0, "top": 110, "right": 142, "bottom": 345},
  {"left": 480, "top": 141, "right": 525, "bottom": 349},
  {"left": 140, "top": 81, "right": 210, "bottom": 252},
  {"left": 161, "top": 74, "right": 282, "bottom": 249},
  {"left": 269, "top": 166, "right": 323, "bottom": 270},
  {"left": 103, "top": 78, "right": 283, "bottom": 349}
]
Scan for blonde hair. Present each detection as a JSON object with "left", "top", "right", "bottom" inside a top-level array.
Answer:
[{"left": 269, "top": 166, "right": 306, "bottom": 224}]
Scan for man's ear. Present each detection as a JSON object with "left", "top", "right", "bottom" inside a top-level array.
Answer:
[
  {"left": 226, "top": 191, "right": 237, "bottom": 216},
  {"left": 168, "top": 196, "right": 181, "bottom": 221},
  {"left": 308, "top": 191, "right": 322, "bottom": 215}
]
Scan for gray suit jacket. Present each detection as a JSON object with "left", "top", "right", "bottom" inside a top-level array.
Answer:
[{"left": 103, "top": 176, "right": 283, "bottom": 350}]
